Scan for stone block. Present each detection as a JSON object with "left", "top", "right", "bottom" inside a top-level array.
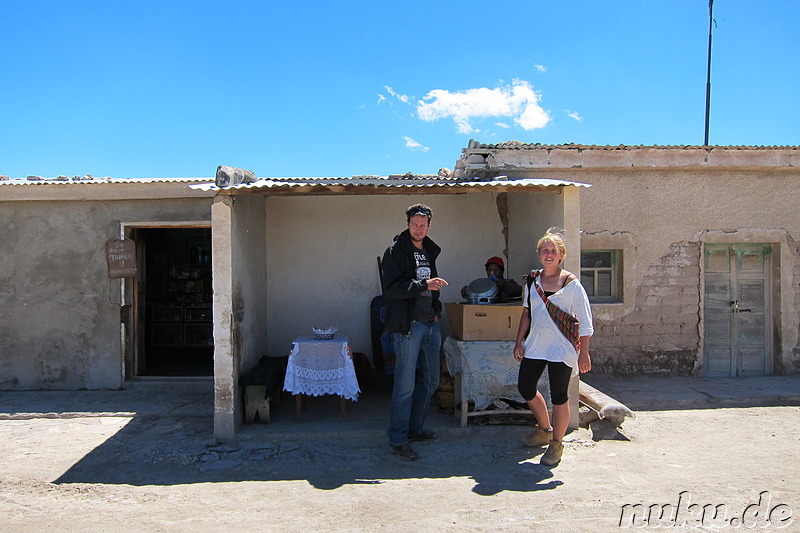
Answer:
[
  {"left": 580, "top": 381, "right": 634, "bottom": 441},
  {"left": 589, "top": 418, "right": 629, "bottom": 441},
  {"left": 215, "top": 165, "right": 257, "bottom": 188},
  {"left": 579, "top": 406, "right": 600, "bottom": 428}
]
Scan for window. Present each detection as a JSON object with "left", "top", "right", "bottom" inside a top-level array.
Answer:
[{"left": 581, "top": 250, "right": 621, "bottom": 303}]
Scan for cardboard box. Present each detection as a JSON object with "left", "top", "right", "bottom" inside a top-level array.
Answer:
[{"left": 445, "top": 302, "right": 524, "bottom": 341}]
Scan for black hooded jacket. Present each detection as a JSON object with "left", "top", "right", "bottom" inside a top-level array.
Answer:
[{"left": 381, "top": 229, "right": 442, "bottom": 335}]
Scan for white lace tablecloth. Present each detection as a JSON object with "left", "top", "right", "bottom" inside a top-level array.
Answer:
[
  {"left": 283, "top": 336, "right": 360, "bottom": 401},
  {"left": 443, "top": 336, "right": 529, "bottom": 411}
]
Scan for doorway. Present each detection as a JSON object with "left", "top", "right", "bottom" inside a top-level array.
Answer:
[
  {"left": 130, "top": 227, "right": 213, "bottom": 377},
  {"left": 703, "top": 243, "right": 772, "bottom": 377}
]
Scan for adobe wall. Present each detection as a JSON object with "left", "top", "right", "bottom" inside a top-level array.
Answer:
[
  {"left": 575, "top": 167, "right": 800, "bottom": 376},
  {"left": 455, "top": 141, "right": 800, "bottom": 376},
  {"left": 588, "top": 238, "right": 702, "bottom": 376},
  {"left": 0, "top": 197, "right": 212, "bottom": 390}
]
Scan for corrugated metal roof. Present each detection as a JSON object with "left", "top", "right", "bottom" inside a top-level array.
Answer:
[
  {"left": 0, "top": 173, "right": 589, "bottom": 195},
  {"left": 189, "top": 176, "right": 591, "bottom": 192},
  {"left": 0, "top": 176, "right": 211, "bottom": 186}
]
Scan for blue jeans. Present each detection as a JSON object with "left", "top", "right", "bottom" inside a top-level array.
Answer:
[{"left": 388, "top": 320, "right": 441, "bottom": 445}]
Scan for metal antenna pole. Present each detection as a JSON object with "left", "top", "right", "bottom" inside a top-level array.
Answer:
[{"left": 704, "top": 0, "right": 714, "bottom": 146}]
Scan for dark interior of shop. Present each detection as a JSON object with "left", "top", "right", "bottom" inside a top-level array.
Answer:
[{"left": 142, "top": 228, "right": 213, "bottom": 376}]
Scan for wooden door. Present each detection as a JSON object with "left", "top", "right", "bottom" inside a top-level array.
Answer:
[{"left": 703, "top": 244, "right": 772, "bottom": 377}]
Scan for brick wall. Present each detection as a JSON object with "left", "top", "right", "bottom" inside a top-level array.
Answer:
[{"left": 591, "top": 241, "right": 701, "bottom": 376}]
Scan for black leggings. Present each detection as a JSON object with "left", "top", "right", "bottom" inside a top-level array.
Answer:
[{"left": 518, "top": 358, "right": 571, "bottom": 406}]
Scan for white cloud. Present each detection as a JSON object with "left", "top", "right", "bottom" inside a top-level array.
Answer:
[
  {"left": 404, "top": 136, "right": 429, "bottom": 152},
  {"left": 416, "top": 80, "right": 550, "bottom": 134},
  {"left": 377, "top": 94, "right": 386, "bottom": 105},
  {"left": 565, "top": 110, "right": 584, "bottom": 121},
  {"left": 495, "top": 122, "right": 510, "bottom": 129},
  {"left": 385, "top": 85, "right": 410, "bottom": 104},
  {"left": 534, "top": 64, "right": 547, "bottom": 73}
]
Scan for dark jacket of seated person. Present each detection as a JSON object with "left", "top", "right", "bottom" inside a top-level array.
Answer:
[{"left": 461, "top": 256, "right": 522, "bottom": 300}]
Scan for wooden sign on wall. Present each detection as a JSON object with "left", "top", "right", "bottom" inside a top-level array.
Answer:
[{"left": 106, "top": 239, "right": 137, "bottom": 278}]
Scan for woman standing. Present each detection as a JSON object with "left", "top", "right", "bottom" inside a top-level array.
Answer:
[{"left": 513, "top": 228, "right": 593, "bottom": 466}]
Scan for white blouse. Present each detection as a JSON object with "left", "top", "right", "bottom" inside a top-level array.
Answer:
[{"left": 521, "top": 275, "right": 594, "bottom": 374}]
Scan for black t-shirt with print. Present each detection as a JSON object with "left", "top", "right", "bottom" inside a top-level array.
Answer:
[{"left": 411, "top": 247, "right": 435, "bottom": 322}]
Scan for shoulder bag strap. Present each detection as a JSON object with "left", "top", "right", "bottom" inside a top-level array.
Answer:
[
  {"left": 528, "top": 269, "right": 581, "bottom": 350},
  {"left": 528, "top": 269, "right": 549, "bottom": 306}
]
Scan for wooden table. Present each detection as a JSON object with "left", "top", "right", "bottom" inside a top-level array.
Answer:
[{"left": 443, "top": 336, "right": 579, "bottom": 428}]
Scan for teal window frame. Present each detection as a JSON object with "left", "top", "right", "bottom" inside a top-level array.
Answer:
[{"left": 581, "top": 249, "right": 621, "bottom": 303}]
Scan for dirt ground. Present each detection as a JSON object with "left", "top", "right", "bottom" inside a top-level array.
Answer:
[{"left": 1, "top": 385, "right": 798, "bottom": 532}]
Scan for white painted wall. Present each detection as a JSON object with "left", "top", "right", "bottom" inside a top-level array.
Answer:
[
  {"left": 264, "top": 191, "right": 568, "bottom": 363},
  {"left": 234, "top": 194, "right": 268, "bottom": 372}
]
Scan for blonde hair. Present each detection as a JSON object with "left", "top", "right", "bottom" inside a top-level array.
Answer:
[{"left": 536, "top": 226, "right": 567, "bottom": 260}]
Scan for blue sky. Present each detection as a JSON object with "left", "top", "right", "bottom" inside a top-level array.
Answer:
[{"left": 1, "top": 1, "right": 798, "bottom": 179}]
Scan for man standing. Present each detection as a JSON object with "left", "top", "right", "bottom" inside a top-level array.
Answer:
[{"left": 381, "top": 203, "right": 448, "bottom": 461}]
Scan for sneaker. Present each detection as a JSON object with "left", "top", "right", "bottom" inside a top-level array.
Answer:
[
  {"left": 389, "top": 443, "right": 420, "bottom": 461},
  {"left": 540, "top": 440, "right": 564, "bottom": 466},
  {"left": 521, "top": 426, "right": 553, "bottom": 447},
  {"left": 409, "top": 429, "right": 437, "bottom": 442}
]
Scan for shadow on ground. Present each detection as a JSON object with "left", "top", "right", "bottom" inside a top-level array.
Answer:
[
  {"left": 29, "top": 374, "right": 800, "bottom": 493},
  {"left": 46, "top": 385, "right": 561, "bottom": 494}
]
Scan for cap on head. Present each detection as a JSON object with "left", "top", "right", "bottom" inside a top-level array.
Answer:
[{"left": 485, "top": 256, "right": 505, "bottom": 270}]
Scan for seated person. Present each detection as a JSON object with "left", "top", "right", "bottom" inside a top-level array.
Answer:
[{"left": 461, "top": 256, "right": 523, "bottom": 300}]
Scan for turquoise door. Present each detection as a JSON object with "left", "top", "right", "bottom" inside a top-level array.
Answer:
[{"left": 703, "top": 244, "right": 772, "bottom": 377}]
